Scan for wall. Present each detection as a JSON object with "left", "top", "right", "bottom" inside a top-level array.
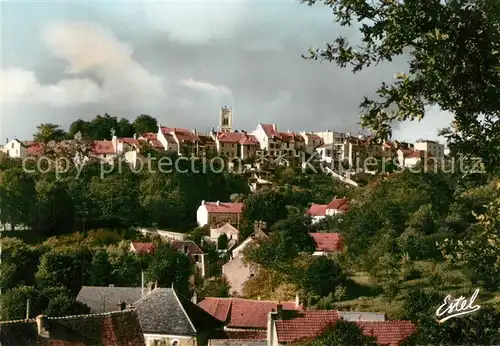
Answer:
[
  {"left": 144, "top": 333, "right": 196, "bottom": 346},
  {"left": 222, "top": 256, "right": 254, "bottom": 296}
]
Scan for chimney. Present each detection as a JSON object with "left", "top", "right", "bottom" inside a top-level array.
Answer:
[
  {"left": 295, "top": 293, "right": 300, "bottom": 308},
  {"left": 133, "top": 133, "right": 137, "bottom": 140},
  {"left": 117, "top": 300, "right": 126, "bottom": 311},
  {"left": 216, "top": 200, "right": 220, "bottom": 206},
  {"left": 5, "top": 138, "right": 8, "bottom": 144},
  {"left": 192, "top": 291, "right": 197, "bottom": 304},
  {"left": 277, "top": 303, "right": 283, "bottom": 319},
  {"left": 26, "top": 299, "right": 30, "bottom": 320},
  {"left": 201, "top": 200, "right": 205, "bottom": 205},
  {"left": 257, "top": 296, "right": 261, "bottom": 300},
  {"left": 147, "top": 282, "right": 154, "bottom": 293},
  {"left": 36, "top": 315, "right": 49, "bottom": 338},
  {"left": 141, "top": 271, "right": 145, "bottom": 296}
]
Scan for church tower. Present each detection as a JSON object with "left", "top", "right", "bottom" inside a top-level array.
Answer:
[{"left": 219, "top": 106, "right": 233, "bottom": 132}]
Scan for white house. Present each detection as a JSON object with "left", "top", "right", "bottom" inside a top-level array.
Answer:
[
  {"left": 413, "top": 139, "right": 445, "bottom": 160},
  {"left": 196, "top": 200, "right": 244, "bottom": 228},
  {"left": 1, "top": 139, "right": 26, "bottom": 159},
  {"left": 305, "top": 198, "right": 350, "bottom": 224}
]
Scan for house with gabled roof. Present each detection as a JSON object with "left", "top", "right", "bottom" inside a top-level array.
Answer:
[
  {"left": 305, "top": 197, "right": 350, "bottom": 224},
  {"left": 267, "top": 308, "right": 416, "bottom": 345},
  {"left": 309, "top": 232, "right": 343, "bottom": 256},
  {"left": 0, "top": 310, "right": 146, "bottom": 346},
  {"left": 134, "top": 288, "right": 223, "bottom": 346},
  {"left": 197, "top": 201, "right": 244, "bottom": 228},
  {"left": 76, "top": 286, "right": 223, "bottom": 346},
  {"left": 210, "top": 223, "right": 240, "bottom": 242}
]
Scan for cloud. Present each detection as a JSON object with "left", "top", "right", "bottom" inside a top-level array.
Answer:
[
  {"left": 179, "top": 78, "right": 232, "bottom": 96},
  {"left": 1, "top": 22, "right": 164, "bottom": 109},
  {"left": 1, "top": 68, "right": 101, "bottom": 106},
  {"left": 143, "top": 1, "right": 248, "bottom": 44}
]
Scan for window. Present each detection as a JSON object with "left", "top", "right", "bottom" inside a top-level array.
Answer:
[
  {"left": 211, "top": 216, "right": 216, "bottom": 223},
  {"left": 194, "top": 254, "right": 200, "bottom": 262},
  {"left": 11, "top": 142, "right": 14, "bottom": 148}
]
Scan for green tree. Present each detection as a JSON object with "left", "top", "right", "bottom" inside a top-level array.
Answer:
[
  {"left": 89, "top": 251, "right": 112, "bottom": 286},
  {"left": 304, "top": 0, "right": 500, "bottom": 171},
  {"left": 243, "top": 190, "right": 289, "bottom": 228},
  {"left": 33, "top": 123, "right": 67, "bottom": 143},
  {"left": 198, "top": 276, "right": 231, "bottom": 299},
  {"left": 244, "top": 215, "right": 316, "bottom": 272},
  {"left": 117, "top": 118, "right": 135, "bottom": 137},
  {"left": 440, "top": 181, "right": 500, "bottom": 288},
  {"left": 86, "top": 113, "right": 118, "bottom": 140},
  {"left": 35, "top": 248, "right": 92, "bottom": 294},
  {"left": 298, "top": 256, "right": 346, "bottom": 297},
  {"left": 217, "top": 234, "right": 229, "bottom": 250},
  {"left": 132, "top": 114, "right": 158, "bottom": 134},
  {"left": 0, "top": 167, "right": 36, "bottom": 229},
  {"left": 145, "top": 242, "right": 193, "bottom": 296},
  {"left": 0, "top": 286, "right": 36, "bottom": 320},
  {"left": 68, "top": 119, "right": 88, "bottom": 138},
  {"left": 292, "top": 319, "right": 378, "bottom": 346}
]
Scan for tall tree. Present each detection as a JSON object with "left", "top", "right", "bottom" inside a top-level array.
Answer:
[
  {"left": 132, "top": 114, "right": 158, "bottom": 134},
  {"left": 304, "top": 0, "right": 500, "bottom": 171},
  {"left": 33, "top": 123, "right": 67, "bottom": 143},
  {"left": 117, "top": 118, "right": 135, "bottom": 137}
]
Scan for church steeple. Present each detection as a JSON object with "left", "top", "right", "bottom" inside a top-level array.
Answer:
[{"left": 219, "top": 106, "right": 233, "bottom": 132}]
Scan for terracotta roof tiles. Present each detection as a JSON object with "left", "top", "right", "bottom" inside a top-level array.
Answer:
[
  {"left": 203, "top": 202, "right": 244, "bottom": 214},
  {"left": 310, "top": 233, "right": 343, "bottom": 252}
]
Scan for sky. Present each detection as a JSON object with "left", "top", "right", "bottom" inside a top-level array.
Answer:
[{"left": 0, "top": 0, "right": 453, "bottom": 143}]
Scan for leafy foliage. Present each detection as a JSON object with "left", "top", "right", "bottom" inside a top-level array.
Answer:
[{"left": 304, "top": 0, "right": 500, "bottom": 171}]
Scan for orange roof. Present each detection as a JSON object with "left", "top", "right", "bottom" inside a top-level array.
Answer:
[
  {"left": 203, "top": 202, "right": 244, "bottom": 214},
  {"left": 131, "top": 242, "right": 155, "bottom": 254},
  {"left": 25, "top": 142, "right": 44, "bottom": 156},
  {"left": 326, "top": 198, "right": 350, "bottom": 212},
  {"left": 306, "top": 204, "right": 328, "bottom": 217},
  {"left": 92, "top": 140, "right": 115, "bottom": 155},
  {"left": 199, "top": 298, "right": 302, "bottom": 329},
  {"left": 275, "top": 310, "right": 416, "bottom": 345},
  {"left": 310, "top": 233, "right": 343, "bottom": 252}
]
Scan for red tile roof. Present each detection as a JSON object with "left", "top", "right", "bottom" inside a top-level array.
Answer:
[
  {"left": 326, "top": 198, "right": 350, "bottom": 212},
  {"left": 203, "top": 202, "right": 244, "bottom": 214},
  {"left": 174, "top": 130, "right": 200, "bottom": 143},
  {"left": 217, "top": 132, "right": 244, "bottom": 143},
  {"left": 306, "top": 203, "right": 328, "bottom": 217},
  {"left": 399, "top": 148, "right": 415, "bottom": 158},
  {"left": 92, "top": 140, "right": 115, "bottom": 155},
  {"left": 199, "top": 298, "right": 302, "bottom": 329},
  {"left": 275, "top": 310, "right": 340, "bottom": 342},
  {"left": 310, "top": 233, "right": 343, "bottom": 252},
  {"left": 0, "top": 310, "right": 145, "bottom": 346},
  {"left": 216, "top": 132, "right": 259, "bottom": 146},
  {"left": 131, "top": 242, "right": 155, "bottom": 254},
  {"left": 358, "top": 321, "right": 417, "bottom": 346},
  {"left": 260, "top": 124, "right": 280, "bottom": 139},
  {"left": 239, "top": 134, "right": 259, "bottom": 145},
  {"left": 26, "top": 142, "right": 45, "bottom": 156},
  {"left": 160, "top": 126, "right": 190, "bottom": 134},
  {"left": 275, "top": 311, "right": 416, "bottom": 345},
  {"left": 160, "top": 126, "right": 200, "bottom": 143},
  {"left": 279, "top": 132, "right": 295, "bottom": 142}
]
